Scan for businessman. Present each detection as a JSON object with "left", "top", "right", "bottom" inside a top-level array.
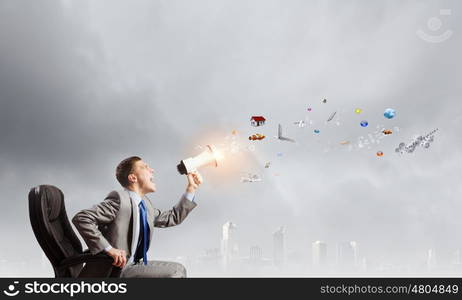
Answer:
[{"left": 72, "top": 156, "right": 202, "bottom": 278}]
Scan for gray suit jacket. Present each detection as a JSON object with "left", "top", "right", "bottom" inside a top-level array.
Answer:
[{"left": 72, "top": 190, "right": 196, "bottom": 276}]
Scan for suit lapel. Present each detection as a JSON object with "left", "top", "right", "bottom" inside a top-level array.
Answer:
[
  {"left": 127, "top": 191, "right": 139, "bottom": 262},
  {"left": 143, "top": 196, "right": 154, "bottom": 244}
]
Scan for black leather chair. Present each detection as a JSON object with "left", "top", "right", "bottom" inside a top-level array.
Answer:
[{"left": 28, "top": 185, "right": 121, "bottom": 277}]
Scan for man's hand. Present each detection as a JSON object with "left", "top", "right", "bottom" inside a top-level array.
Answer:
[
  {"left": 186, "top": 171, "right": 203, "bottom": 193},
  {"left": 106, "top": 248, "right": 127, "bottom": 268}
]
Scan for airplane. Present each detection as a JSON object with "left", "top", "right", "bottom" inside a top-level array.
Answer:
[
  {"left": 240, "top": 173, "right": 262, "bottom": 183},
  {"left": 277, "top": 124, "right": 296, "bottom": 143}
]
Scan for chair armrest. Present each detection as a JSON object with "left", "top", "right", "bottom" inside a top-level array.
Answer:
[{"left": 58, "top": 252, "right": 116, "bottom": 270}]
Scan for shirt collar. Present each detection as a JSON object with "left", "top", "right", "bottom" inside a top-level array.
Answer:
[{"left": 125, "top": 188, "right": 143, "bottom": 206}]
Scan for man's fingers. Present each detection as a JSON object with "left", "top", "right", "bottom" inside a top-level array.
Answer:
[
  {"left": 117, "top": 257, "right": 123, "bottom": 267},
  {"left": 187, "top": 173, "right": 195, "bottom": 183},
  {"left": 194, "top": 173, "right": 203, "bottom": 185},
  {"left": 120, "top": 252, "right": 126, "bottom": 268},
  {"left": 187, "top": 173, "right": 197, "bottom": 183},
  {"left": 108, "top": 248, "right": 127, "bottom": 267},
  {"left": 118, "top": 253, "right": 125, "bottom": 267},
  {"left": 112, "top": 255, "right": 120, "bottom": 266},
  {"left": 186, "top": 171, "right": 203, "bottom": 191}
]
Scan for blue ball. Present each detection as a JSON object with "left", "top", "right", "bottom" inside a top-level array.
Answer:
[
  {"left": 384, "top": 108, "right": 396, "bottom": 119},
  {"left": 314, "top": 129, "right": 320, "bottom": 134},
  {"left": 360, "top": 121, "right": 368, "bottom": 127}
]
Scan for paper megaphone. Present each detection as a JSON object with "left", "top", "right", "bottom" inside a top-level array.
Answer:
[{"left": 177, "top": 145, "right": 222, "bottom": 175}]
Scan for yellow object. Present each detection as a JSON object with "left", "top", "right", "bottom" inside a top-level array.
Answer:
[{"left": 355, "top": 108, "right": 362, "bottom": 114}]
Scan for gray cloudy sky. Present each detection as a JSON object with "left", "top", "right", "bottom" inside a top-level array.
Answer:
[{"left": 0, "top": 0, "right": 461, "bottom": 276}]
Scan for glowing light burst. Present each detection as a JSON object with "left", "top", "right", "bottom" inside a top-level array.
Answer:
[{"left": 212, "top": 148, "right": 225, "bottom": 163}]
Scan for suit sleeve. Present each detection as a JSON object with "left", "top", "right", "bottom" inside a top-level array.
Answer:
[
  {"left": 152, "top": 194, "right": 197, "bottom": 228},
  {"left": 72, "top": 191, "right": 121, "bottom": 254}
]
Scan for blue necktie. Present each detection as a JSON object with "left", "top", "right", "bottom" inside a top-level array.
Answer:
[{"left": 135, "top": 199, "right": 150, "bottom": 265}]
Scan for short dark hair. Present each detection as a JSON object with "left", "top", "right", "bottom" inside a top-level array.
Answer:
[{"left": 116, "top": 156, "right": 142, "bottom": 187}]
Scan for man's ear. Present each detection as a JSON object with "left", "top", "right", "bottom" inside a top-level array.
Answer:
[{"left": 128, "top": 173, "right": 137, "bottom": 184}]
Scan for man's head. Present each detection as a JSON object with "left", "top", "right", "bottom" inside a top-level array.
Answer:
[{"left": 116, "top": 156, "right": 156, "bottom": 195}]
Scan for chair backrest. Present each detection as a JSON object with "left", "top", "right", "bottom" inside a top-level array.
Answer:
[{"left": 28, "top": 185, "right": 83, "bottom": 277}]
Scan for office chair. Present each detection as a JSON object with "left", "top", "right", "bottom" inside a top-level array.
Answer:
[{"left": 28, "top": 185, "right": 121, "bottom": 277}]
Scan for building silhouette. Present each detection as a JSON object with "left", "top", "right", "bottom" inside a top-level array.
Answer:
[
  {"left": 221, "top": 221, "right": 238, "bottom": 270},
  {"left": 273, "top": 226, "right": 285, "bottom": 267},
  {"left": 337, "top": 241, "right": 358, "bottom": 270},
  {"left": 312, "top": 241, "right": 328, "bottom": 269},
  {"left": 250, "top": 245, "right": 262, "bottom": 262},
  {"left": 427, "top": 248, "right": 437, "bottom": 272}
]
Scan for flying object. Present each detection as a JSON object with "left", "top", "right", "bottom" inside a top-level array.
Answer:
[
  {"left": 293, "top": 120, "right": 306, "bottom": 128},
  {"left": 249, "top": 133, "right": 265, "bottom": 141},
  {"left": 326, "top": 111, "right": 337, "bottom": 122},
  {"left": 240, "top": 173, "right": 262, "bottom": 183},
  {"left": 382, "top": 129, "right": 393, "bottom": 135},
  {"left": 277, "top": 124, "right": 296, "bottom": 143},
  {"left": 395, "top": 128, "right": 438, "bottom": 154},
  {"left": 294, "top": 116, "right": 311, "bottom": 128}
]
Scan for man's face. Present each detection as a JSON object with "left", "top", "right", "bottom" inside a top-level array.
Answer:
[{"left": 130, "top": 160, "right": 156, "bottom": 193}]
